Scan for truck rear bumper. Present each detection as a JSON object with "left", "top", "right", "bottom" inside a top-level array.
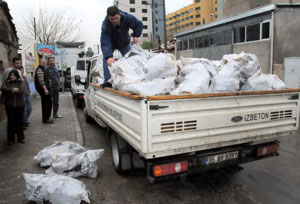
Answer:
[{"left": 146, "top": 141, "right": 279, "bottom": 183}]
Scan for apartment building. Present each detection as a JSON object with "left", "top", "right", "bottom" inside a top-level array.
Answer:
[
  {"left": 166, "top": 0, "right": 218, "bottom": 40},
  {"left": 116, "top": 0, "right": 153, "bottom": 42}
]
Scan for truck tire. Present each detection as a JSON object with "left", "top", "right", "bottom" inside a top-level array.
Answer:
[
  {"left": 76, "top": 96, "right": 85, "bottom": 109},
  {"left": 84, "top": 107, "right": 94, "bottom": 123},
  {"left": 111, "top": 132, "right": 132, "bottom": 174}
]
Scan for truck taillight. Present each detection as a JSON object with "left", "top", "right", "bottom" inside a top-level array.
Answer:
[
  {"left": 80, "top": 95, "right": 84, "bottom": 99},
  {"left": 257, "top": 144, "right": 279, "bottom": 157},
  {"left": 153, "top": 161, "right": 188, "bottom": 177}
]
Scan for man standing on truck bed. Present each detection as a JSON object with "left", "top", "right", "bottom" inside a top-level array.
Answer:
[{"left": 100, "top": 5, "right": 143, "bottom": 87}]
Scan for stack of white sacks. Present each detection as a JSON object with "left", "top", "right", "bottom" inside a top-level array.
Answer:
[
  {"left": 107, "top": 46, "right": 285, "bottom": 96},
  {"left": 23, "top": 141, "right": 104, "bottom": 204}
]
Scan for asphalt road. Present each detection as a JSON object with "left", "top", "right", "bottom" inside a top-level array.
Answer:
[{"left": 76, "top": 106, "right": 300, "bottom": 204}]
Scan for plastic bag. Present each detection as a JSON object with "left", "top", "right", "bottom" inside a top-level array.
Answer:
[
  {"left": 23, "top": 173, "right": 90, "bottom": 204},
  {"left": 144, "top": 53, "right": 178, "bottom": 80},
  {"left": 34, "top": 141, "right": 86, "bottom": 167},
  {"left": 242, "top": 71, "right": 286, "bottom": 91},
  {"left": 119, "top": 77, "right": 176, "bottom": 96},
  {"left": 46, "top": 149, "right": 104, "bottom": 178}
]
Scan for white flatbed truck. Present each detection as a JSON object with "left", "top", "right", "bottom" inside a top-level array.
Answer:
[{"left": 84, "top": 77, "right": 300, "bottom": 182}]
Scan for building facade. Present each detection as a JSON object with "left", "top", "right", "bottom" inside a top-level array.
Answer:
[
  {"left": 175, "top": 4, "right": 300, "bottom": 80},
  {"left": 166, "top": 0, "right": 218, "bottom": 40},
  {"left": 0, "top": 0, "right": 19, "bottom": 121},
  {"left": 116, "top": 0, "right": 153, "bottom": 43},
  {"left": 152, "top": 0, "right": 165, "bottom": 48}
]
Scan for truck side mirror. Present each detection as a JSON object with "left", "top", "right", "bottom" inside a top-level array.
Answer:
[{"left": 75, "top": 75, "right": 81, "bottom": 84}]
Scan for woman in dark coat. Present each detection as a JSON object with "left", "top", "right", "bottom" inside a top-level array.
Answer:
[{"left": 1, "top": 70, "right": 25, "bottom": 145}]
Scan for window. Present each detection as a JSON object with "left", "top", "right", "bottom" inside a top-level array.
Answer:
[
  {"left": 224, "top": 30, "right": 232, "bottom": 45},
  {"left": 183, "top": 39, "right": 188, "bottom": 50},
  {"left": 203, "top": 18, "right": 205, "bottom": 24},
  {"left": 195, "top": 36, "right": 203, "bottom": 48},
  {"left": 143, "top": 25, "right": 148, "bottom": 29},
  {"left": 190, "top": 8, "right": 193, "bottom": 12},
  {"left": 190, "top": 15, "right": 193, "bottom": 19},
  {"left": 77, "top": 61, "right": 90, "bottom": 71},
  {"left": 189, "top": 38, "right": 194, "bottom": 49},
  {"left": 155, "top": 19, "right": 158, "bottom": 23},
  {"left": 196, "top": 22, "right": 201, "bottom": 25},
  {"left": 156, "top": 27, "right": 158, "bottom": 31},
  {"left": 181, "top": 19, "right": 184, "bottom": 22},
  {"left": 196, "top": 14, "right": 200, "bottom": 18},
  {"left": 130, "top": 8, "right": 135, "bottom": 12},
  {"left": 195, "top": 0, "right": 200, "bottom": 3},
  {"left": 203, "top": 35, "right": 209, "bottom": 47},
  {"left": 185, "top": 17, "right": 189, "bottom": 20},
  {"left": 181, "top": 12, "right": 184, "bottom": 16},
  {"left": 262, "top": 22, "right": 270, "bottom": 39},
  {"left": 142, "top": 9, "right": 147, "bottom": 13},
  {"left": 234, "top": 27, "right": 245, "bottom": 43},
  {"left": 177, "top": 41, "right": 182, "bottom": 51},
  {"left": 196, "top": 7, "right": 200, "bottom": 11},
  {"left": 130, "top": 0, "right": 135, "bottom": 4},
  {"left": 190, "top": 22, "right": 193, "bottom": 26},
  {"left": 215, "top": 8, "right": 218, "bottom": 11},
  {"left": 142, "top": 1, "right": 148, "bottom": 5},
  {"left": 143, "top": 33, "right": 148, "bottom": 37},
  {"left": 246, "top": 24, "right": 260, "bottom": 42},
  {"left": 142, "top": 17, "right": 147, "bottom": 21}
]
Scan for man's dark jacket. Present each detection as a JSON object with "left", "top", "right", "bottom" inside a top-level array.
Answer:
[
  {"left": 34, "top": 65, "right": 51, "bottom": 93},
  {"left": 100, "top": 10, "right": 143, "bottom": 60}
]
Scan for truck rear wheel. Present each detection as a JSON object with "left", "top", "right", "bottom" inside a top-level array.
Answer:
[
  {"left": 84, "top": 107, "right": 94, "bottom": 123},
  {"left": 111, "top": 132, "right": 132, "bottom": 174}
]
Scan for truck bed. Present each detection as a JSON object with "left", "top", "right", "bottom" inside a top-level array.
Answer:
[{"left": 90, "top": 84, "right": 300, "bottom": 159}]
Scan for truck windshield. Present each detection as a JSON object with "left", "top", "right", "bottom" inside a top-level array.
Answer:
[{"left": 77, "top": 61, "right": 90, "bottom": 71}]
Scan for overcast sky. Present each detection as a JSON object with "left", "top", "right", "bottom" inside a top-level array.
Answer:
[{"left": 8, "top": 0, "right": 192, "bottom": 49}]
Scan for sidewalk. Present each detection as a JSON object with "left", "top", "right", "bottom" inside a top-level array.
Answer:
[{"left": 0, "top": 92, "right": 83, "bottom": 203}]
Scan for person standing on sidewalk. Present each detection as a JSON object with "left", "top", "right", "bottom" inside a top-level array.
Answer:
[
  {"left": 34, "top": 58, "right": 53, "bottom": 124},
  {"left": 100, "top": 6, "right": 143, "bottom": 86},
  {"left": 20, "top": 66, "right": 32, "bottom": 127},
  {"left": 3, "top": 57, "right": 22, "bottom": 82},
  {"left": 46, "top": 57, "right": 62, "bottom": 118},
  {"left": 1, "top": 70, "right": 26, "bottom": 145}
]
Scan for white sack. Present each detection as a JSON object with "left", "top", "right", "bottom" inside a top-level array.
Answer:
[
  {"left": 242, "top": 71, "right": 286, "bottom": 91},
  {"left": 171, "top": 57, "right": 218, "bottom": 94},
  {"left": 221, "top": 52, "right": 261, "bottom": 79},
  {"left": 144, "top": 53, "right": 178, "bottom": 80},
  {"left": 34, "top": 142, "right": 86, "bottom": 167},
  {"left": 46, "top": 149, "right": 104, "bottom": 178},
  {"left": 213, "top": 63, "right": 241, "bottom": 92},
  {"left": 23, "top": 173, "right": 90, "bottom": 204},
  {"left": 119, "top": 77, "right": 176, "bottom": 96}
]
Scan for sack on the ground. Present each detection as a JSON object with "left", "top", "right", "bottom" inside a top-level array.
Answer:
[
  {"left": 23, "top": 173, "right": 90, "bottom": 204},
  {"left": 34, "top": 141, "right": 86, "bottom": 167},
  {"left": 242, "top": 71, "right": 286, "bottom": 91},
  {"left": 45, "top": 149, "right": 104, "bottom": 178},
  {"left": 119, "top": 77, "right": 176, "bottom": 96}
]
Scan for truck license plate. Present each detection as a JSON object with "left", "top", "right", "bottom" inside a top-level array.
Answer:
[{"left": 205, "top": 151, "right": 239, "bottom": 165}]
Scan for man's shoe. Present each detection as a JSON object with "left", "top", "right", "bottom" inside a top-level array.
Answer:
[
  {"left": 24, "top": 122, "right": 29, "bottom": 127},
  {"left": 7, "top": 141, "right": 13, "bottom": 145},
  {"left": 100, "top": 82, "right": 112, "bottom": 88},
  {"left": 53, "top": 115, "right": 63, "bottom": 118},
  {"left": 43, "top": 119, "right": 54, "bottom": 124},
  {"left": 19, "top": 139, "right": 26, "bottom": 144}
]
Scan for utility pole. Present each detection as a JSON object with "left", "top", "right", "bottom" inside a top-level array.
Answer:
[
  {"left": 163, "top": 0, "right": 167, "bottom": 51},
  {"left": 34, "top": 17, "right": 37, "bottom": 40}
]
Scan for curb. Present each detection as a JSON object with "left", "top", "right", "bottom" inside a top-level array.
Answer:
[{"left": 68, "top": 92, "right": 84, "bottom": 145}]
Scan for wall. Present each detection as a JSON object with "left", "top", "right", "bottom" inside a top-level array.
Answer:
[
  {"left": 223, "top": 0, "right": 299, "bottom": 18},
  {"left": 233, "top": 40, "right": 271, "bottom": 74},
  {"left": 273, "top": 7, "right": 300, "bottom": 78}
]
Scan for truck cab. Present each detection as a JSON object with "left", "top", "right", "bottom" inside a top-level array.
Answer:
[{"left": 71, "top": 58, "right": 90, "bottom": 108}]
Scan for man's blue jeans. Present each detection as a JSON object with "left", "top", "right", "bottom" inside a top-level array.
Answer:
[
  {"left": 103, "top": 44, "right": 131, "bottom": 82},
  {"left": 24, "top": 95, "right": 32, "bottom": 124}
]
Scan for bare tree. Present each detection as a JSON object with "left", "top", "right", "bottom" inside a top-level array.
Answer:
[{"left": 20, "top": 7, "right": 83, "bottom": 45}]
